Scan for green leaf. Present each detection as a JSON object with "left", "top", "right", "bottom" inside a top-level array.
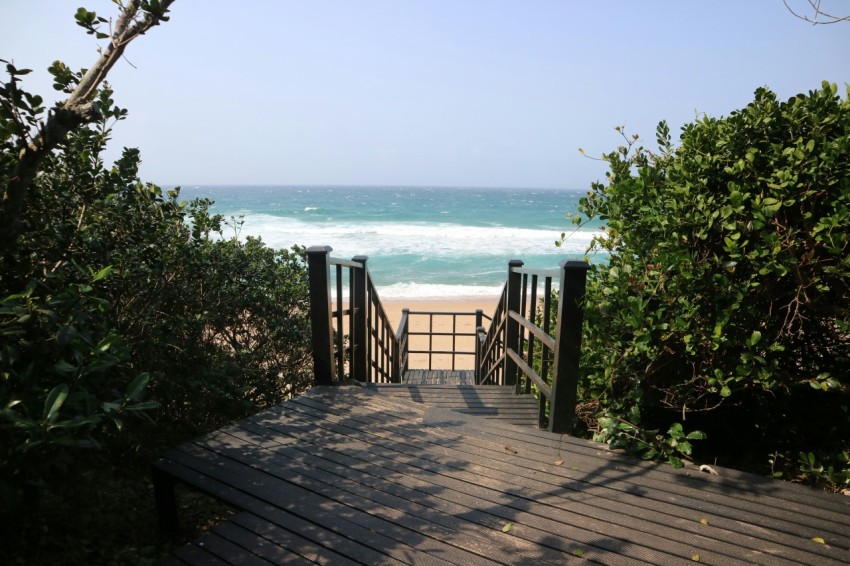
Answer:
[
  {"left": 501, "top": 522, "right": 513, "bottom": 533},
  {"left": 124, "top": 372, "right": 151, "bottom": 402},
  {"left": 668, "top": 422, "right": 684, "bottom": 439},
  {"left": 91, "top": 265, "right": 113, "bottom": 282},
  {"left": 749, "top": 330, "right": 761, "bottom": 346},
  {"left": 126, "top": 400, "right": 160, "bottom": 412},
  {"left": 53, "top": 436, "right": 97, "bottom": 448},
  {"left": 95, "top": 334, "right": 119, "bottom": 353},
  {"left": 53, "top": 360, "right": 79, "bottom": 374},
  {"left": 49, "top": 417, "right": 98, "bottom": 430},
  {"left": 43, "top": 384, "right": 69, "bottom": 423},
  {"left": 720, "top": 385, "right": 731, "bottom": 397},
  {"left": 1, "top": 409, "right": 38, "bottom": 429}
]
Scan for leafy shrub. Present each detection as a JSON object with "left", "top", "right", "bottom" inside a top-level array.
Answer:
[
  {"left": 0, "top": 58, "right": 313, "bottom": 552},
  {"left": 573, "top": 82, "right": 850, "bottom": 478}
]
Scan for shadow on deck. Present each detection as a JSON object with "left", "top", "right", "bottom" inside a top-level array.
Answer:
[
  {"left": 380, "top": 369, "right": 541, "bottom": 427},
  {"left": 155, "top": 252, "right": 850, "bottom": 562},
  {"left": 154, "top": 385, "right": 850, "bottom": 565}
]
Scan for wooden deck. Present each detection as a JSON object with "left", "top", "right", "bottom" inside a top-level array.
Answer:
[
  {"left": 154, "top": 385, "right": 850, "bottom": 565},
  {"left": 372, "top": 383, "right": 540, "bottom": 427},
  {"left": 403, "top": 369, "right": 476, "bottom": 385}
]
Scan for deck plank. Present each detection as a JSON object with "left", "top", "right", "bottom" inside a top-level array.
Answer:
[
  {"left": 370, "top": 382, "right": 541, "bottom": 427},
  {"left": 283, "top": 392, "right": 838, "bottom": 564},
  {"left": 156, "top": 385, "right": 850, "bottom": 565},
  {"left": 403, "top": 369, "right": 476, "bottom": 385},
  {"left": 235, "top": 408, "right": 747, "bottom": 564}
]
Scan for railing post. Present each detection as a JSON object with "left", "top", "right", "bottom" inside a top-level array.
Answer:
[
  {"left": 151, "top": 464, "right": 178, "bottom": 535},
  {"left": 504, "top": 259, "right": 524, "bottom": 387},
  {"left": 391, "top": 333, "right": 400, "bottom": 383},
  {"left": 307, "top": 245, "right": 336, "bottom": 386},
  {"left": 395, "top": 307, "right": 410, "bottom": 382},
  {"left": 351, "top": 255, "right": 369, "bottom": 382},
  {"left": 473, "top": 309, "right": 483, "bottom": 383},
  {"left": 549, "top": 260, "right": 590, "bottom": 434}
]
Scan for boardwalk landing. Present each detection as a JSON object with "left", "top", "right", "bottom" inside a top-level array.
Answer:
[
  {"left": 403, "top": 369, "right": 477, "bottom": 385},
  {"left": 376, "top": 382, "right": 540, "bottom": 428},
  {"left": 154, "top": 385, "right": 850, "bottom": 565}
]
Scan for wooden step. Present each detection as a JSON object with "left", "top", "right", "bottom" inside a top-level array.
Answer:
[
  {"left": 403, "top": 369, "right": 475, "bottom": 385},
  {"left": 370, "top": 379, "right": 540, "bottom": 427}
]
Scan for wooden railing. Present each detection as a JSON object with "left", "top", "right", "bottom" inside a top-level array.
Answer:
[
  {"left": 397, "top": 309, "right": 489, "bottom": 372},
  {"left": 477, "top": 259, "right": 589, "bottom": 433},
  {"left": 306, "top": 246, "right": 399, "bottom": 384},
  {"left": 308, "top": 245, "right": 590, "bottom": 433}
]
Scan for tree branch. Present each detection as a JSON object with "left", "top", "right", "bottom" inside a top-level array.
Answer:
[
  {"left": 783, "top": 0, "right": 850, "bottom": 24},
  {"left": 1, "top": 0, "right": 176, "bottom": 255}
]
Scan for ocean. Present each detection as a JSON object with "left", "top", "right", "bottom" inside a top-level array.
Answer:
[{"left": 177, "top": 186, "right": 604, "bottom": 300}]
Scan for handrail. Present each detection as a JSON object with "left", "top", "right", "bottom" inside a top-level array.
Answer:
[
  {"left": 476, "top": 259, "right": 589, "bottom": 433},
  {"left": 400, "top": 309, "right": 486, "bottom": 371},
  {"left": 306, "top": 246, "right": 400, "bottom": 384},
  {"left": 476, "top": 283, "right": 507, "bottom": 386},
  {"left": 394, "top": 309, "right": 410, "bottom": 378},
  {"left": 363, "top": 267, "right": 397, "bottom": 383},
  {"left": 308, "top": 245, "right": 589, "bottom": 433}
]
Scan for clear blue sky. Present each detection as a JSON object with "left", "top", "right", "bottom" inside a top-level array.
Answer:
[{"left": 2, "top": 1, "right": 848, "bottom": 189}]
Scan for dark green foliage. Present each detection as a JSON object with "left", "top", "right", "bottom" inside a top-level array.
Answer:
[
  {"left": 0, "top": 61, "right": 312, "bottom": 559},
  {"left": 574, "top": 82, "right": 850, "bottom": 481}
]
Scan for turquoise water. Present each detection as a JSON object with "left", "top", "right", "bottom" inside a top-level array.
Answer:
[{"left": 177, "top": 185, "right": 603, "bottom": 299}]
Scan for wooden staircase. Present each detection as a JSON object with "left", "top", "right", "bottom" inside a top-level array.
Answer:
[
  {"left": 370, "top": 369, "right": 541, "bottom": 428},
  {"left": 307, "top": 247, "right": 590, "bottom": 433},
  {"left": 403, "top": 369, "right": 476, "bottom": 385}
]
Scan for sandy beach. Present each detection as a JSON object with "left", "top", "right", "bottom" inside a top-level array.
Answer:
[{"left": 380, "top": 297, "right": 500, "bottom": 370}]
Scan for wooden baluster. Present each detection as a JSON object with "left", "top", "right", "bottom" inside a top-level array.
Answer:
[
  {"left": 474, "top": 309, "right": 483, "bottom": 383},
  {"left": 539, "top": 276, "right": 553, "bottom": 428},
  {"left": 504, "top": 259, "right": 524, "bottom": 387},
  {"left": 526, "top": 274, "right": 538, "bottom": 396},
  {"left": 307, "top": 245, "right": 335, "bottom": 386},
  {"left": 351, "top": 255, "right": 369, "bottom": 382},
  {"left": 549, "top": 260, "right": 590, "bottom": 434},
  {"left": 400, "top": 308, "right": 409, "bottom": 379}
]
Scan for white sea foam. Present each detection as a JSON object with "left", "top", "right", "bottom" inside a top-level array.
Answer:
[
  {"left": 378, "top": 283, "right": 503, "bottom": 300},
  {"left": 337, "top": 281, "right": 567, "bottom": 301},
  {"left": 185, "top": 185, "right": 603, "bottom": 293},
  {"left": 239, "top": 214, "right": 597, "bottom": 259},
  {"left": 335, "top": 282, "right": 504, "bottom": 301}
]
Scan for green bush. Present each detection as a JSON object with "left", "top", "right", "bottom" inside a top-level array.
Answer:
[
  {"left": 0, "top": 61, "right": 313, "bottom": 554},
  {"left": 574, "top": 82, "right": 850, "bottom": 480}
]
